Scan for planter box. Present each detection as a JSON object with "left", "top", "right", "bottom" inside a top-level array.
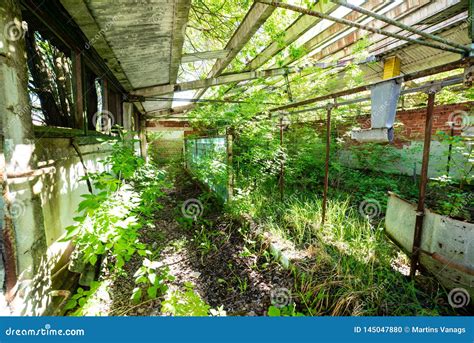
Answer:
[{"left": 385, "top": 192, "right": 474, "bottom": 301}]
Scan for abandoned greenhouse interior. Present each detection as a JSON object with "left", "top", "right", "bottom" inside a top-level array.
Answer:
[{"left": 0, "top": 0, "right": 473, "bottom": 320}]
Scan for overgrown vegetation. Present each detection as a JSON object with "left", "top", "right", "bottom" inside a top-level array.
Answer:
[
  {"left": 183, "top": 87, "right": 472, "bottom": 316},
  {"left": 64, "top": 133, "right": 174, "bottom": 314}
]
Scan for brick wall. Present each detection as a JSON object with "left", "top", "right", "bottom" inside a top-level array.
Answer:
[{"left": 354, "top": 102, "right": 472, "bottom": 141}]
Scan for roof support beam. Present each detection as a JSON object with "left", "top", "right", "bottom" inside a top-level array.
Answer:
[
  {"left": 257, "top": 1, "right": 466, "bottom": 55},
  {"left": 181, "top": 50, "right": 229, "bottom": 63},
  {"left": 246, "top": 0, "right": 339, "bottom": 71},
  {"left": 193, "top": 1, "right": 276, "bottom": 99},
  {"left": 131, "top": 66, "right": 298, "bottom": 98},
  {"left": 268, "top": 58, "right": 471, "bottom": 112}
]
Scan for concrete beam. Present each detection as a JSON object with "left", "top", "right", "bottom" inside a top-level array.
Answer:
[
  {"left": 156, "top": 0, "right": 191, "bottom": 114},
  {"left": 146, "top": 104, "right": 195, "bottom": 118},
  {"left": 132, "top": 66, "right": 299, "bottom": 97},
  {"left": 181, "top": 50, "right": 229, "bottom": 63},
  {"left": 246, "top": 0, "right": 339, "bottom": 71},
  {"left": 170, "top": 0, "right": 191, "bottom": 85},
  {"left": 59, "top": 0, "right": 132, "bottom": 90},
  {"left": 193, "top": 1, "right": 276, "bottom": 99}
]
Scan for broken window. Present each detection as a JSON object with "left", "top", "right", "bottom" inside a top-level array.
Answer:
[{"left": 26, "top": 31, "right": 74, "bottom": 128}]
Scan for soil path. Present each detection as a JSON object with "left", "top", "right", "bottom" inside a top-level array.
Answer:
[{"left": 106, "top": 173, "right": 293, "bottom": 316}]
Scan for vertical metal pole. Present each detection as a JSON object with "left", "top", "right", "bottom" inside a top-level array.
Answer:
[
  {"left": 279, "top": 116, "right": 284, "bottom": 202},
  {"left": 446, "top": 123, "right": 454, "bottom": 176},
  {"left": 183, "top": 138, "right": 188, "bottom": 170},
  {"left": 410, "top": 87, "right": 438, "bottom": 277},
  {"left": 139, "top": 115, "right": 148, "bottom": 162},
  {"left": 226, "top": 128, "right": 234, "bottom": 202},
  {"left": 321, "top": 104, "right": 332, "bottom": 225}
]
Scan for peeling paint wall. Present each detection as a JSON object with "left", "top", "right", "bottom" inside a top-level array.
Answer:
[
  {"left": 7, "top": 138, "right": 113, "bottom": 315},
  {"left": 0, "top": 136, "right": 5, "bottom": 295}
]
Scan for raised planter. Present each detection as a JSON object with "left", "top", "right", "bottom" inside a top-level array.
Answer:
[{"left": 385, "top": 192, "right": 474, "bottom": 301}]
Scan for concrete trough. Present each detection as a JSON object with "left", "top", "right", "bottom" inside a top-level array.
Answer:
[
  {"left": 350, "top": 127, "right": 390, "bottom": 142},
  {"left": 385, "top": 192, "right": 474, "bottom": 302}
]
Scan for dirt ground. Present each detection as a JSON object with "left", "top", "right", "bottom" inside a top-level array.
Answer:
[{"left": 102, "top": 173, "right": 293, "bottom": 316}]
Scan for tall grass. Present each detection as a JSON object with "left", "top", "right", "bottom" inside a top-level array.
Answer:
[{"left": 231, "top": 187, "right": 456, "bottom": 316}]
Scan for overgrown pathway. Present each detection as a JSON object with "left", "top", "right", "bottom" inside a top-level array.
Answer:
[{"left": 105, "top": 172, "right": 293, "bottom": 316}]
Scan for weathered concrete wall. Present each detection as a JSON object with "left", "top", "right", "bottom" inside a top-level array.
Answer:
[
  {"left": 335, "top": 102, "right": 473, "bottom": 180},
  {"left": 149, "top": 131, "right": 184, "bottom": 163},
  {"left": 35, "top": 138, "right": 112, "bottom": 244},
  {"left": 338, "top": 140, "right": 471, "bottom": 180},
  {"left": 146, "top": 120, "right": 197, "bottom": 163},
  {"left": 0, "top": 137, "right": 5, "bottom": 304},
  {"left": 7, "top": 137, "right": 113, "bottom": 315}
]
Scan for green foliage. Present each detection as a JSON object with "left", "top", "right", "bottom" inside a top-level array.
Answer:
[
  {"left": 64, "top": 281, "right": 103, "bottom": 316},
  {"left": 161, "top": 282, "right": 226, "bottom": 316},
  {"left": 436, "top": 130, "right": 473, "bottom": 186},
  {"left": 132, "top": 259, "right": 175, "bottom": 303},
  {"left": 63, "top": 185, "right": 144, "bottom": 271},
  {"left": 64, "top": 135, "right": 172, "bottom": 313},
  {"left": 63, "top": 137, "right": 169, "bottom": 271},
  {"left": 267, "top": 304, "right": 304, "bottom": 317},
  {"left": 192, "top": 226, "right": 217, "bottom": 262}
]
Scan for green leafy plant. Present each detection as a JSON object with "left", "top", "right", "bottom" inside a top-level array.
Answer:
[
  {"left": 132, "top": 259, "right": 174, "bottom": 303},
  {"left": 161, "top": 282, "right": 226, "bottom": 316},
  {"left": 267, "top": 304, "right": 304, "bottom": 317},
  {"left": 64, "top": 281, "right": 102, "bottom": 316},
  {"left": 63, "top": 134, "right": 172, "bottom": 313}
]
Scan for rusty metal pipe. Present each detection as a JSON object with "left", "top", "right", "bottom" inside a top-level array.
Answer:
[
  {"left": 257, "top": 1, "right": 466, "bottom": 55},
  {"left": 279, "top": 117, "right": 284, "bottom": 202},
  {"left": 420, "top": 250, "right": 474, "bottom": 276},
  {"left": 321, "top": 105, "right": 333, "bottom": 225},
  {"left": 409, "top": 88, "right": 437, "bottom": 277},
  {"left": 269, "top": 59, "right": 469, "bottom": 113},
  {"left": 332, "top": 0, "right": 470, "bottom": 53}
]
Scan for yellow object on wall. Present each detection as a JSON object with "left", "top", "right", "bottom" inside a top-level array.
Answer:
[{"left": 383, "top": 56, "right": 401, "bottom": 79}]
